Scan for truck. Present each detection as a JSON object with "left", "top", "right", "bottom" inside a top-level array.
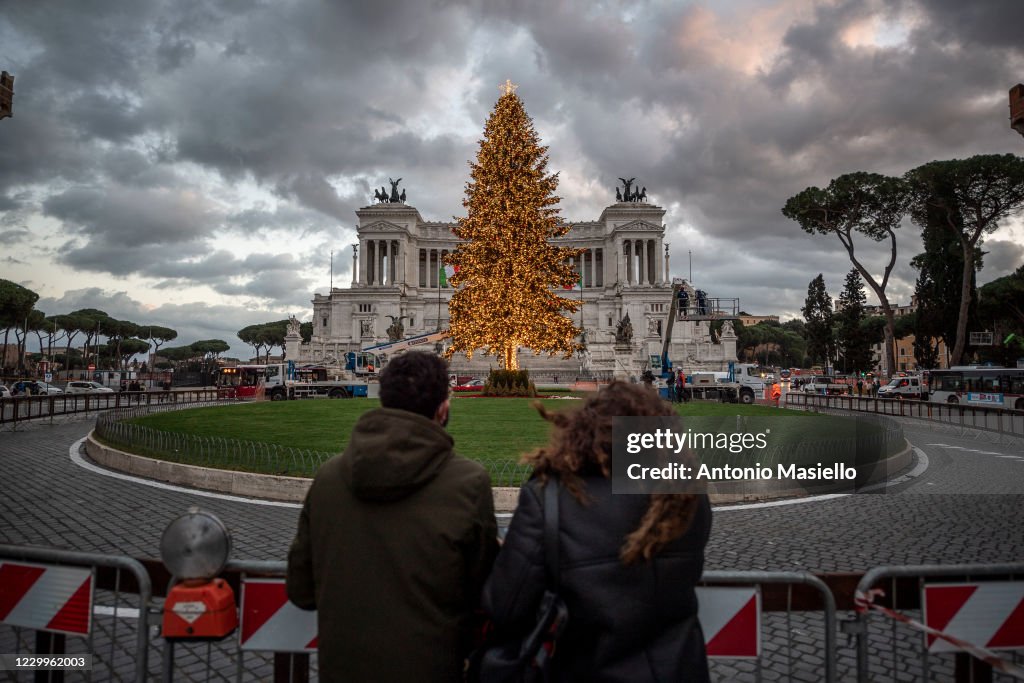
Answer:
[
  {"left": 263, "top": 362, "right": 376, "bottom": 400},
  {"left": 802, "top": 376, "right": 847, "bottom": 396}
]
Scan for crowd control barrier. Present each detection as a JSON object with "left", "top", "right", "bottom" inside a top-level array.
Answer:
[
  {"left": 785, "top": 392, "right": 1024, "bottom": 441},
  {"left": 851, "top": 562, "right": 1024, "bottom": 682},
  {"left": 10, "top": 538, "right": 1024, "bottom": 682},
  {"left": 700, "top": 570, "right": 838, "bottom": 682},
  {"left": 0, "top": 389, "right": 224, "bottom": 428},
  {"left": 0, "top": 544, "right": 152, "bottom": 683}
]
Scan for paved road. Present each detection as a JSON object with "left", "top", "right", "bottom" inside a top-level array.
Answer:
[{"left": 2, "top": 414, "right": 1023, "bottom": 681}]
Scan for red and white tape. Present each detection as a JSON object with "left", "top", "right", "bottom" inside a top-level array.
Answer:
[{"left": 855, "top": 587, "right": 1024, "bottom": 679}]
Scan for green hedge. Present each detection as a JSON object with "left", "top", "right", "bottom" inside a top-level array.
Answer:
[{"left": 484, "top": 369, "right": 537, "bottom": 397}]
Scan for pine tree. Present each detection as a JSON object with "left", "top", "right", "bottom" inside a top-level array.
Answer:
[
  {"left": 801, "top": 274, "right": 834, "bottom": 367},
  {"left": 836, "top": 269, "right": 871, "bottom": 373},
  {"left": 445, "top": 82, "right": 581, "bottom": 370},
  {"left": 910, "top": 195, "right": 979, "bottom": 369}
]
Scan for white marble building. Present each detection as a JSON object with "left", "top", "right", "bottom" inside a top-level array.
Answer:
[{"left": 294, "top": 196, "right": 737, "bottom": 378}]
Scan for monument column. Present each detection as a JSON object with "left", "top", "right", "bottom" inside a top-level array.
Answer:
[
  {"left": 351, "top": 244, "right": 358, "bottom": 286},
  {"left": 634, "top": 240, "right": 643, "bottom": 286},
  {"left": 625, "top": 240, "right": 631, "bottom": 285},
  {"left": 664, "top": 243, "right": 670, "bottom": 284},
  {"left": 359, "top": 240, "right": 367, "bottom": 285}
]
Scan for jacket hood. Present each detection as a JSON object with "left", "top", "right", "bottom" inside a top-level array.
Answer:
[{"left": 339, "top": 407, "right": 454, "bottom": 502}]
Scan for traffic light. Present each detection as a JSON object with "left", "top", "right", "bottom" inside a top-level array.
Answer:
[{"left": 0, "top": 71, "right": 13, "bottom": 120}]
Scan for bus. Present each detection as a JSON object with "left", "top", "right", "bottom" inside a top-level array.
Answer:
[
  {"left": 926, "top": 367, "right": 1024, "bottom": 410},
  {"left": 217, "top": 365, "right": 267, "bottom": 399}
]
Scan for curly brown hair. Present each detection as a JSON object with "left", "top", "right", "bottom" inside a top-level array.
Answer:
[{"left": 524, "top": 381, "right": 699, "bottom": 566}]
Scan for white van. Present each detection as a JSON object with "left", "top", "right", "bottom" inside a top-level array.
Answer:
[{"left": 878, "top": 376, "right": 926, "bottom": 400}]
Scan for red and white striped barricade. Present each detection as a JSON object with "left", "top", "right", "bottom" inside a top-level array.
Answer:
[
  {"left": 238, "top": 580, "right": 763, "bottom": 658},
  {"left": 0, "top": 560, "right": 93, "bottom": 636},
  {"left": 239, "top": 578, "right": 318, "bottom": 652},
  {"left": 924, "top": 582, "right": 1024, "bottom": 653},
  {"left": 697, "top": 586, "right": 760, "bottom": 658}
]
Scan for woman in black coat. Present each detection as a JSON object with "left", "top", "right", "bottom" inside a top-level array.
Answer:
[{"left": 482, "top": 382, "right": 712, "bottom": 682}]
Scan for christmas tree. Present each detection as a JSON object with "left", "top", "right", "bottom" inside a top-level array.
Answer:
[{"left": 445, "top": 81, "right": 582, "bottom": 370}]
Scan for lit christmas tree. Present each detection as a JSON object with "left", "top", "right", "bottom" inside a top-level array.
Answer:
[{"left": 445, "top": 81, "right": 582, "bottom": 370}]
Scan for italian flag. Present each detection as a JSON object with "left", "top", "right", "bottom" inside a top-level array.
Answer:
[
  {"left": 563, "top": 275, "right": 582, "bottom": 291},
  {"left": 439, "top": 264, "right": 459, "bottom": 286}
]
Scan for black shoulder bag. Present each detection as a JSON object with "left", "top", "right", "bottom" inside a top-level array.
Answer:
[{"left": 472, "top": 479, "right": 570, "bottom": 683}]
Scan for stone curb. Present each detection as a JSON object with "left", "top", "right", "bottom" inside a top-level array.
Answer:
[{"left": 86, "top": 431, "right": 912, "bottom": 512}]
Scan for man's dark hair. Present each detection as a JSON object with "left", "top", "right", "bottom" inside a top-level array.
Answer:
[{"left": 378, "top": 351, "right": 450, "bottom": 419}]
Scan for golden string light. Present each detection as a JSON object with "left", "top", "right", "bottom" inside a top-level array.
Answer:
[{"left": 445, "top": 88, "right": 582, "bottom": 370}]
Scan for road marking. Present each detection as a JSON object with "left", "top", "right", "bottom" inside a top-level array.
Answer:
[
  {"left": 94, "top": 605, "right": 140, "bottom": 618},
  {"left": 857, "top": 448, "right": 930, "bottom": 492},
  {"left": 69, "top": 438, "right": 933, "bottom": 512},
  {"left": 926, "top": 444, "right": 1012, "bottom": 456},
  {"left": 68, "top": 438, "right": 302, "bottom": 509}
]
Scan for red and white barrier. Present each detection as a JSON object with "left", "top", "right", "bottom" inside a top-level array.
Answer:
[
  {"left": 924, "top": 582, "right": 1024, "bottom": 653},
  {"left": 697, "top": 587, "right": 760, "bottom": 658},
  {"left": 239, "top": 579, "right": 317, "bottom": 652},
  {"left": 0, "top": 561, "right": 93, "bottom": 636}
]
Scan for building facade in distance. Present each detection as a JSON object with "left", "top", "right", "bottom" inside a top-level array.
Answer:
[{"left": 291, "top": 191, "right": 738, "bottom": 378}]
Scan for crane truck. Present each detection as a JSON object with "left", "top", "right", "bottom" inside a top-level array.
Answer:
[
  {"left": 258, "top": 330, "right": 451, "bottom": 400},
  {"left": 655, "top": 281, "right": 764, "bottom": 404}
]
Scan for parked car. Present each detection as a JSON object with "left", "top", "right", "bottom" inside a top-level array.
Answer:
[
  {"left": 65, "top": 380, "right": 115, "bottom": 394},
  {"left": 453, "top": 378, "right": 486, "bottom": 392}
]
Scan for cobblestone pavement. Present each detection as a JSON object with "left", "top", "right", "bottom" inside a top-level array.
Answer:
[{"left": 2, "top": 415, "right": 1023, "bottom": 681}]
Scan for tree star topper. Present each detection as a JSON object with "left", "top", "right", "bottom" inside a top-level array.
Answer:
[{"left": 499, "top": 79, "right": 518, "bottom": 96}]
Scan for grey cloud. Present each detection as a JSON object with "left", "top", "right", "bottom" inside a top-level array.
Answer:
[
  {"left": 36, "top": 287, "right": 288, "bottom": 358},
  {"left": 3, "top": 0, "right": 1023, "bottom": 325},
  {"left": 44, "top": 186, "right": 213, "bottom": 248},
  {"left": 0, "top": 229, "right": 31, "bottom": 245},
  {"left": 156, "top": 35, "right": 197, "bottom": 73},
  {"left": 979, "top": 240, "right": 1024, "bottom": 283}
]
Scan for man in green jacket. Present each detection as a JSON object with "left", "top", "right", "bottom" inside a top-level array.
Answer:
[{"left": 287, "top": 351, "right": 498, "bottom": 682}]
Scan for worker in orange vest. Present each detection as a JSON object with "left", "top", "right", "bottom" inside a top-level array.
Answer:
[{"left": 770, "top": 382, "right": 782, "bottom": 407}]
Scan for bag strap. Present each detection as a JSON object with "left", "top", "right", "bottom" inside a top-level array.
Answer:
[{"left": 543, "top": 477, "right": 560, "bottom": 589}]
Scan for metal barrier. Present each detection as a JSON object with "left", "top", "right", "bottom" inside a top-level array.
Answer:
[
  {"left": 12, "top": 541, "right": 1024, "bottom": 682},
  {"left": 92, "top": 408, "right": 536, "bottom": 487},
  {"left": 93, "top": 409, "right": 336, "bottom": 478},
  {"left": 0, "top": 389, "right": 223, "bottom": 428},
  {"left": 786, "top": 393, "right": 1024, "bottom": 441},
  {"left": 850, "top": 562, "right": 1024, "bottom": 682},
  {"left": 156, "top": 560, "right": 314, "bottom": 683},
  {"left": 701, "top": 570, "right": 838, "bottom": 683},
  {"left": 0, "top": 544, "right": 153, "bottom": 683}
]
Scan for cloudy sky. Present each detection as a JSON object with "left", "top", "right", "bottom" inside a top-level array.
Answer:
[{"left": 2, "top": 0, "right": 1023, "bottom": 359}]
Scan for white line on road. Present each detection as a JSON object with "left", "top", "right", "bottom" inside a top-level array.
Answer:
[
  {"left": 68, "top": 437, "right": 933, "bottom": 513},
  {"left": 94, "top": 605, "right": 140, "bottom": 618},
  {"left": 68, "top": 438, "right": 302, "bottom": 509},
  {"left": 926, "top": 443, "right": 1014, "bottom": 456}
]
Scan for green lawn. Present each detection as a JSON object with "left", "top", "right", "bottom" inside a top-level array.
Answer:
[
  {"left": 128, "top": 397, "right": 809, "bottom": 460},
  {"left": 99, "top": 397, "right": 897, "bottom": 488}
]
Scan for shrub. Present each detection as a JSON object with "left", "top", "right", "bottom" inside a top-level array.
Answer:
[{"left": 484, "top": 369, "right": 537, "bottom": 397}]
